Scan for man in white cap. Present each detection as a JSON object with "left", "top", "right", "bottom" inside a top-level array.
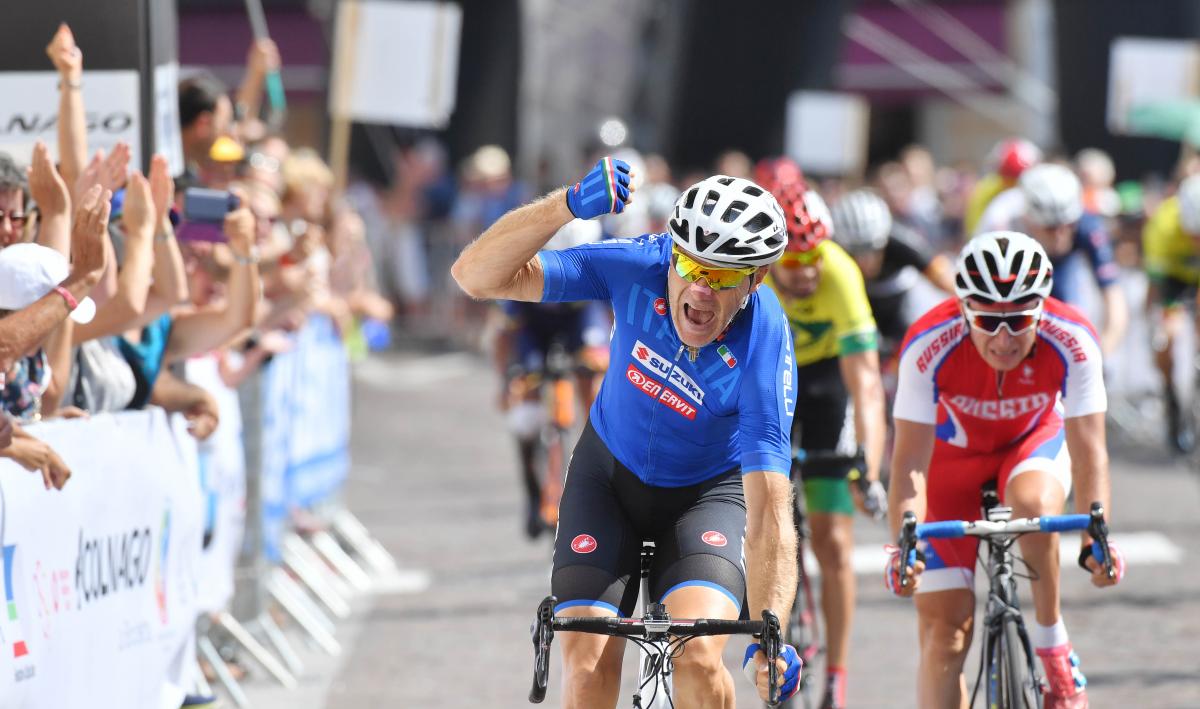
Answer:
[{"left": 0, "top": 184, "right": 111, "bottom": 489}]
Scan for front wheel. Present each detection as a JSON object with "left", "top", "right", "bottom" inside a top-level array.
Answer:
[{"left": 989, "top": 617, "right": 1042, "bottom": 709}]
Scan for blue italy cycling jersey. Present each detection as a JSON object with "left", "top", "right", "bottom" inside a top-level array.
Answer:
[{"left": 539, "top": 233, "right": 797, "bottom": 487}]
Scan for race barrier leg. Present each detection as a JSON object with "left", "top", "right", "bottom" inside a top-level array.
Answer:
[
  {"left": 250, "top": 613, "right": 305, "bottom": 678},
  {"left": 281, "top": 541, "right": 352, "bottom": 618},
  {"left": 310, "top": 529, "right": 374, "bottom": 592},
  {"left": 198, "top": 634, "right": 251, "bottom": 709},
  {"left": 268, "top": 569, "right": 342, "bottom": 656},
  {"left": 214, "top": 611, "right": 297, "bottom": 690},
  {"left": 284, "top": 533, "right": 356, "bottom": 601}
]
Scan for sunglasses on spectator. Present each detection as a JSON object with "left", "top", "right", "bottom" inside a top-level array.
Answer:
[
  {"left": 0, "top": 209, "right": 29, "bottom": 227},
  {"left": 671, "top": 246, "right": 756, "bottom": 290},
  {"left": 777, "top": 250, "right": 822, "bottom": 269},
  {"left": 962, "top": 301, "right": 1044, "bottom": 336}
]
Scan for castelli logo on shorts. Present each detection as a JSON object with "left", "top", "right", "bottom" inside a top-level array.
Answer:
[
  {"left": 701, "top": 531, "right": 728, "bottom": 547},
  {"left": 654, "top": 298, "right": 667, "bottom": 316},
  {"left": 571, "top": 534, "right": 598, "bottom": 554}
]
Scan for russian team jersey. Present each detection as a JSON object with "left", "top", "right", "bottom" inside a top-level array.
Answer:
[
  {"left": 893, "top": 298, "right": 1106, "bottom": 452},
  {"left": 539, "top": 233, "right": 797, "bottom": 487}
]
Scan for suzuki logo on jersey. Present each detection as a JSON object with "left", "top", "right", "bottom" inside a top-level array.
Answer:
[
  {"left": 625, "top": 364, "right": 698, "bottom": 420},
  {"left": 654, "top": 298, "right": 667, "bottom": 316},
  {"left": 570, "top": 534, "right": 597, "bottom": 554},
  {"left": 945, "top": 392, "right": 1052, "bottom": 420},
  {"left": 701, "top": 531, "right": 728, "bottom": 547},
  {"left": 631, "top": 340, "right": 705, "bottom": 405}
]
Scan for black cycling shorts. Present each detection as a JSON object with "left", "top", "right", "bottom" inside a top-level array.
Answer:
[
  {"left": 551, "top": 422, "right": 747, "bottom": 618},
  {"left": 793, "top": 357, "right": 857, "bottom": 480}
]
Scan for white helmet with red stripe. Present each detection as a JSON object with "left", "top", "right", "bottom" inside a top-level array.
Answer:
[{"left": 955, "top": 231, "right": 1053, "bottom": 304}]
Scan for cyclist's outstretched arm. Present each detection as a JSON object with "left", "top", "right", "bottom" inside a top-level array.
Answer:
[
  {"left": 451, "top": 189, "right": 573, "bottom": 302},
  {"left": 839, "top": 349, "right": 887, "bottom": 486},
  {"left": 887, "top": 419, "right": 935, "bottom": 539},
  {"left": 743, "top": 470, "right": 797, "bottom": 622},
  {"left": 1064, "top": 412, "right": 1112, "bottom": 526},
  {"left": 1099, "top": 283, "right": 1128, "bottom": 356}
]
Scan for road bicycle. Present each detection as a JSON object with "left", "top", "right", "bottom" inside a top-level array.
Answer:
[
  {"left": 529, "top": 541, "right": 788, "bottom": 708},
  {"left": 895, "top": 484, "right": 1116, "bottom": 708}
]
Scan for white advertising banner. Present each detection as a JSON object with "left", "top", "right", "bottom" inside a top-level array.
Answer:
[
  {"left": 785, "top": 90, "right": 870, "bottom": 177},
  {"left": 1107, "top": 37, "right": 1200, "bottom": 135},
  {"left": 0, "top": 409, "right": 203, "bottom": 709},
  {"left": 0, "top": 70, "right": 141, "bottom": 168},
  {"left": 330, "top": 0, "right": 462, "bottom": 127},
  {"left": 185, "top": 355, "right": 246, "bottom": 615},
  {"left": 153, "top": 62, "right": 185, "bottom": 177}
]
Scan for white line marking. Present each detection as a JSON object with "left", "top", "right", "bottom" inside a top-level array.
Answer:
[
  {"left": 353, "top": 352, "right": 476, "bottom": 391},
  {"left": 800, "top": 532, "right": 1184, "bottom": 577}
]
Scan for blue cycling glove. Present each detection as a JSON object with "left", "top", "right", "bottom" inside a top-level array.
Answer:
[
  {"left": 742, "top": 642, "right": 802, "bottom": 701},
  {"left": 566, "top": 157, "right": 632, "bottom": 219}
]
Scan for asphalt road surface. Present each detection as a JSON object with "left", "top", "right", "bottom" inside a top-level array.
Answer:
[{"left": 245, "top": 348, "right": 1200, "bottom": 709}]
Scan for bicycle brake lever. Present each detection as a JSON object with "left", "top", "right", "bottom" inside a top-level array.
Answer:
[
  {"left": 762, "top": 609, "right": 782, "bottom": 706},
  {"left": 1088, "top": 503, "right": 1116, "bottom": 580},
  {"left": 898, "top": 511, "right": 918, "bottom": 588}
]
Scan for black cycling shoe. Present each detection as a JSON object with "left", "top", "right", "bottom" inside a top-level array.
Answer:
[
  {"left": 524, "top": 502, "right": 545, "bottom": 540},
  {"left": 1165, "top": 388, "right": 1194, "bottom": 454}
]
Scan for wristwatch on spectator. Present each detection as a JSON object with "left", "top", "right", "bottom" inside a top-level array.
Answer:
[{"left": 232, "top": 245, "right": 261, "bottom": 265}]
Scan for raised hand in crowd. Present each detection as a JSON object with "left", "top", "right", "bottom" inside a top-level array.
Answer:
[
  {"left": 66, "top": 184, "right": 110, "bottom": 290},
  {"left": 1, "top": 423, "right": 71, "bottom": 490},
  {"left": 46, "top": 23, "right": 86, "bottom": 187},
  {"left": 149, "top": 153, "right": 175, "bottom": 231},
  {"left": 45, "top": 22, "right": 82, "bottom": 83},
  {"left": 0, "top": 414, "right": 12, "bottom": 450},
  {"left": 146, "top": 153, "right": 189, "bottom": 308},
  {"left": 74, "top": 171, "right": 156, "bottom": 342},
  {"left": 73, "top": 144, "right": 131, "bottom": 202},
  {"left": 26, "top": 140, "right": 72, "bottom": 255}
]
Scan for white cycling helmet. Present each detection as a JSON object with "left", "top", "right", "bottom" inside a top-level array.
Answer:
[
  {"left": 668, "top": 175, "right": 787, "bottom": 267},
  {"left": 1177, "top": 174, "right": 1200, "bottom": 235},
  {"left": 1019, "top": 163, "right": 1083, "bottom": 227},
  {"left": 831, "top": 189, "right": 893, "bottom": 254},
  {"left": 955, "top": 231, "right": 1053, "bottom": 304}
]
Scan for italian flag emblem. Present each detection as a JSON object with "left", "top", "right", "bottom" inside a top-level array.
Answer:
[{"left": 717, "top": 345, "right": 737, "bottom": 368}]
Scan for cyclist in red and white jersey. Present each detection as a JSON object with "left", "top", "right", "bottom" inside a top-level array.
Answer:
[{"left": 887, "top": 231, "right": 1124, "bottom": 709}]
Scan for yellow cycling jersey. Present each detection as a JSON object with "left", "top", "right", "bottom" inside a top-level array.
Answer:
[
  {"left": 1143, "top": 196, "right": 1200, "bottom": 284},
  {"left": 766, "top": 240, "right": 879, "bottom": 368},
  {"left": 963, "top": 173, "right": 1016, "bottom": 236}
]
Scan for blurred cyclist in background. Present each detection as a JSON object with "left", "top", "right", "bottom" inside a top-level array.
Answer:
[
  {"left": 963, "top": 137, "right": 1042, "bottom": 236},
  {"left": 831, "top": 189, "right": 955, "bottom": 359},
  {"left": 1142, "top": 173, "right": 1200, "bottom": 453},
  {"left": 975, "top": 163, "right": 1128, "bottom": 359},
  {"left": 492, "top": 218, "right": 610, "bottom": 538},
  {"left": 761, "top": 158, "right": 888, "bottom": 709}
]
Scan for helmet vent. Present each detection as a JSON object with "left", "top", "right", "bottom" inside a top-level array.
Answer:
[
  {"left": 721, "top": 200, "right": 748, "bottom": 223},
  {"left": 701, "top": 190, "right": 721, "bottom": 217},
  {"left": 744, "top": 212, "right": 773, "bottom": 233},
  {"left": 742, "top": 185, "right": 763, "bottom": 197},
  {"left": 683, "top": 187, "right": 698, "bottom": 210}
]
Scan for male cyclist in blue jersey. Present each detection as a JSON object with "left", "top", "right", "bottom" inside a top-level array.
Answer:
[{"left": 454, "top": 158, "right": 804, "bottom": 707}]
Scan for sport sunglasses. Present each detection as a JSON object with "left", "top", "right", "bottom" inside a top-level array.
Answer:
[
  {"left": 962, "top": 302, "right": 1044, "bottom": 336},
  {"left": 671, "top": 247, "right": 756, "bottom": 290},
  {"left": 777, "top": 250, "right": 822, "bottom": 269}
]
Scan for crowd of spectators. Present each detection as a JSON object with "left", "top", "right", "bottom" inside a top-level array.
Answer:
[{"left": 0, "top": 25, "right": 395, "bottom": 494}]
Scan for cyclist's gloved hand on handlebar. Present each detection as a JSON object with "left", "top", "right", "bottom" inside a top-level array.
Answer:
[
  {"left": 742, "top": 642, "right": 802, "bottom": 702},
  {"left": 565, "top": 158, "right": 634, "bottom": 220},
  {"left": 884, "top": 544, "right": 926, "bottom": 597},
  {"left": 1078, "top": 540, "right": 1125, "bottom": 587}
]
